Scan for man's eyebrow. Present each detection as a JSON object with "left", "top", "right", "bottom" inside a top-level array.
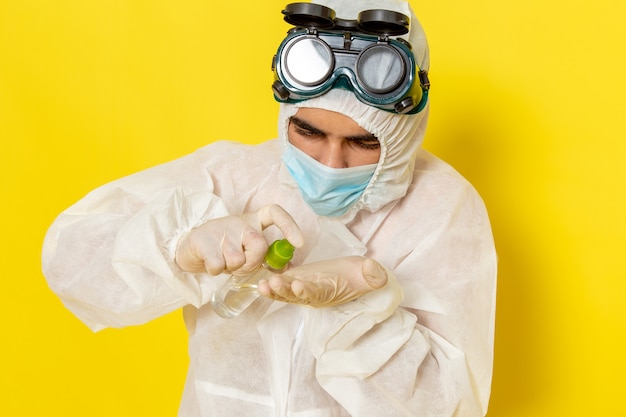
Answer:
[
  {"left": 290, "top": 116, "right": 325, "bottom": 135},
  {"left": 290, "top": 116, "right": 378, "bottom": 142}
]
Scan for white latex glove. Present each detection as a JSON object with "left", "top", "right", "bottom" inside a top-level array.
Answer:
[
  {"left": 175, "top": 204, "right": 304, "bottom": 275},
  {"left": 257, "top": 256, "right": 388, "bottom": 308}
]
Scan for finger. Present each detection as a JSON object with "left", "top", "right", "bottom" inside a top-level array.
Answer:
[
  {"left": 182, "top": 232, "right": 227, "bottom": 274},
  {"left": 257, "top": 279, "right": 272, "bottom": 297},
  {"left": 290, "top": 279, "right": 313, "bottom": 300},
  {"left": 267, "top": 275, "right": 299, "bottom": 301},
  {"left": 257, "top": 279, "right": 293, "bottom": 303},
  {"left": 291, "top": 278, "right": 335, "bottom": 305},
  {"left": 279, "top": 268, "right": 327, "bottom": 303},
  {"left": 175, "top": 232, "right": 216, "bottom": 273},
  {"left": 361, "top": 258, "right": 388, "bottom": 289},
  {"left": 238, "top": 229, "right": 268, "bottom": 273},
  {"left": 220, "top": 240, "right": 246, "bottom": 273},
  {"left": 203, "top": 253, "right": 227, "bottom": 275},
  {"left": 257, "top": 204, "right": 304, "bottom": 248}
]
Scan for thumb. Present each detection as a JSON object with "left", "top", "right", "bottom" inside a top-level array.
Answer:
[
  {"left": 361, "top": 258, "right": 388, "bottom": 289},
  {"left": 257, "top": 204, "right": 304, "bottom": 248}
]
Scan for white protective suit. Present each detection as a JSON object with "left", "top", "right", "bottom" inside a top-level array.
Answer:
[{"left": 41, "top": 1, "right": 497, "bottom": 416}]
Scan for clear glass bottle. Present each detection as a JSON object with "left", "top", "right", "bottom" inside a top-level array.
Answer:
[{"left": 211, "top": 239, "right": 295, "bottom": 318}]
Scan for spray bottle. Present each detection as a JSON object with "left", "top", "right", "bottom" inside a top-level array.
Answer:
[{"left": 211, "top": 239, "right": 295, "bottom": 318}]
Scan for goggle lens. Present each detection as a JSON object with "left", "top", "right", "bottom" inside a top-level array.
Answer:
[
  {"left": 356, "top": 45, "right": 405, "bottom": 94},
  {"left": 285, "top": 38, "right": 334, "bottom": 86}
]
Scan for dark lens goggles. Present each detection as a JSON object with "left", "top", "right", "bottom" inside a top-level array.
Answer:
[{"left": 271, "top": 3, "right": 430, "bottom": 114}]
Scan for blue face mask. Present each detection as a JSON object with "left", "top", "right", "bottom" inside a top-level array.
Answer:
[{"left": 282, "top": 143, "right": 377, "bottom": 217}]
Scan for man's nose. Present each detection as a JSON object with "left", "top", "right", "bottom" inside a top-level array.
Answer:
[{"left": 318, "top": 142, "right": 348, "bottom": 168}]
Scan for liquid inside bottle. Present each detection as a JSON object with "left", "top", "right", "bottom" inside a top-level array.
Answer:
[{"left": 211, "top": 239, "right": 295, "bottom": 318}]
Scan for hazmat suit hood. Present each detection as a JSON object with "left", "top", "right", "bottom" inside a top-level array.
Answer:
[{"left": 278, "top": 0, "right": 430, "bottom": 216}]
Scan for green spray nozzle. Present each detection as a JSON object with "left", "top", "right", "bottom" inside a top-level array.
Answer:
[{"left": 264, "top": 239, "right": 295, "bottom": 270}]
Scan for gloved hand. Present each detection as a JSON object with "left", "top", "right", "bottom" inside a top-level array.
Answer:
[
  {"left": 257, "top": 256, "right": 388, "bottom": 308},
  {"left": 175, "top": 204, "right": 304, "bottom": 275}
]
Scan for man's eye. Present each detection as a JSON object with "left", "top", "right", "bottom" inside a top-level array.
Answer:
[
  {"left": 295, "top": 127, "right": 317, "bottom": 137},
  {"left": 352, "top": 140, "right": 380, "bottom": 150}
]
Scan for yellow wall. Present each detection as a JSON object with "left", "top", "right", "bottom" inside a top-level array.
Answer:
[{"left": 1, "top": 0, "right": 624, "bottom": 415}]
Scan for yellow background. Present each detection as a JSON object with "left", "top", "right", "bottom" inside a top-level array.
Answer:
[{"left": 1, "top": 0, "right": 624, "bottom": 416}]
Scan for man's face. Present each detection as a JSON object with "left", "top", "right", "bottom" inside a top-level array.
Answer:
[{"left": 288, "top": 108, "right": 380, "bottom": 168}]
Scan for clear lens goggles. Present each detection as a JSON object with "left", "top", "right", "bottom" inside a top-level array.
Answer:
[{"left": 271, "top": 3, "right": 430, "bottom": 114}]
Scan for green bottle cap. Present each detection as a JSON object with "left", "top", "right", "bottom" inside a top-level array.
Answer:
[{"left": 264, "top": 239, "right": 295, "bottom": 270}]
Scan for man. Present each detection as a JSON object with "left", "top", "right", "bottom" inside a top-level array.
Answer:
[{"left": 42, "top": 1, "right": 497, "bottom": 416}]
